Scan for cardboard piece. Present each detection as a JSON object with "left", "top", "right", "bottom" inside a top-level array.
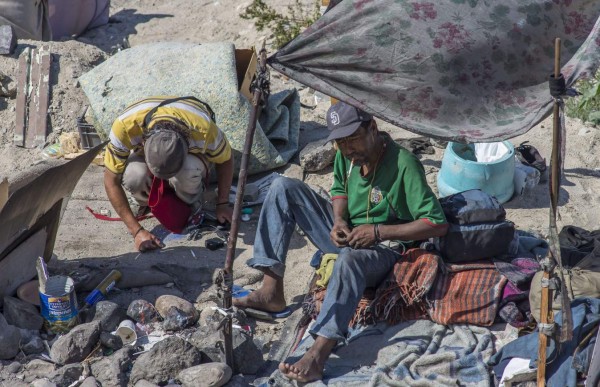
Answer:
[
  {"left": 0, "top": 142, "right": 106, "bottom": 259},
  {"left": 235, "top": 47, "right": 257, "bottom": 102},
  {"left": 0, "top": 229, "right": 46, "bottom": 307}
]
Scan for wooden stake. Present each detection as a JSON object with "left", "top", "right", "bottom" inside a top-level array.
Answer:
[
  {"left": 537, "top": 37, "right": 561, "bottom": 387},
  {"left": 222, "top": 43, "right": 268, "bottom": 370}
]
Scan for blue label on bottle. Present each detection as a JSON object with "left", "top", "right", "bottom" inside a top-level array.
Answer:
[{"left": 84, "top": 289, "right": 105, "bottom": 306}]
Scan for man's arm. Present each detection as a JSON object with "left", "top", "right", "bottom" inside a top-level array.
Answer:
[
  {"left": 104, "top": 169, "right": 162, "bottom": 252},
  {"left": 379, "top": 219, "right": 448, "bottom": 241},
  {"left": 346, "top": 219, "right": 448, "bottom": 249},
  {"left": 214, "top": 155, "right": 234, "bottom": 223}
]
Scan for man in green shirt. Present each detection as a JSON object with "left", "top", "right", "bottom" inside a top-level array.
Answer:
[{"left": 234, "top": 102, "right": 448, "bottom": 382}]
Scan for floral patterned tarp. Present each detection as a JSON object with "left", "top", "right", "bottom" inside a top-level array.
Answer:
[{"left": 269, "top": 0, "right": 600, "bottom": 143}]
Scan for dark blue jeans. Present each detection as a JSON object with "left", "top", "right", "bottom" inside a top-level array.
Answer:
[{"left": 247, "top": 177, "right": 399, "bottom": 342}]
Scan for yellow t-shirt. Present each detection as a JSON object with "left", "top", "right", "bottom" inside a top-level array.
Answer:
[{"left": 104, "top": 96, "right": 232, "bottom": 174}]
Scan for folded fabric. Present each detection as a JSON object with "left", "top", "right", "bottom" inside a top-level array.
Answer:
[
  {"left": 493, "top": 257, "right": 540, "bottom": 288},
  {"left": 315, "top": 253, "right": 338, "bottom": 287},
  {"left": 371, "top": 248, "right": 440, "bottom": 325},
  {"left": 428, "top": 261, "right": 507, "bottom": 326},
  {"left": 499, "top": 357, "right": 536, "bottom": 387}
]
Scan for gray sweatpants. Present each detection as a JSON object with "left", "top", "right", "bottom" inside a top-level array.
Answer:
[{"left": 122, "top": 153, "right": 209, "bottom": 208}]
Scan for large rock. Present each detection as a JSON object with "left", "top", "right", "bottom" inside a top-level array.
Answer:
[
  {"left": 80, "top": 377, "right": 98, "bottom": 387},
  {"left": 190, "top": 325, "right": 262, "bottom": 375},
  {"left": 5, "top": 361, "right": 22, "bottom": 373},
  {"left": 155, "top": 295, "right": 199, "bottom": 331},
  {"left": 24, "top": 360, "right": 56, "bottom": 381},
  {"left": 89, "top": 301, "right": 126, "bottom": 331},
  {"left": 50, "top": 321, "right": 102, "bottom": 365},
  {"left": 3, "top": 296, "right": 44, "bottom": 330},
  {"left": 129, "top": 337, "right": 203, "bottom": 385},
  {"left": 0, "top": 313, "right": 21, "bottom": 359},
  {"left": 134, "top": 381, "right": 159, "bottom": 387},
  {"left": 99, "top": 332, "right": 123, "bottom": 350},
  {"left": 90, "top": 347, "right": 135, "bottom": 387},
  {"left": 19, "top": 329, "right": 45, "bottom": 355},
  {"left": 178, "top": 363, "right": 232, "bottom": 387},
  {"left": 30, "top": 380, "right": 56, "bottom": 387},
  {"left": 48, "top": 363, "right": 84, "bottom": 386},
  {"left": 299, "top": 139, "right": 336, "bottom": 172}
]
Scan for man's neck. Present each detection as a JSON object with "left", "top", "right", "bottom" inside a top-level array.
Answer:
[{"left": 362, "top": 134, "right": 385, "bottom": 175}]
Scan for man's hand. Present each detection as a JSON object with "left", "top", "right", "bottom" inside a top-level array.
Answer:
[
  {"left": 135, "top": 229, "right": 164, "bottom": 252},
  {"left": 330, "top": 220, "right": 352, "bottom": 247},
  {"left": 347, "top": 224, "right": 377, "bottom": 249},
  {"left": 216, "top": 204, "right": 233, "bottom": 224}
]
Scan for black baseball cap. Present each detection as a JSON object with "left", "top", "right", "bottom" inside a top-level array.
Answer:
[{"left": 326, "top": 102, "right": 373, "bottom": 142}]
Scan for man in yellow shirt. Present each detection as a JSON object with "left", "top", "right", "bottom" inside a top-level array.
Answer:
[{"left": 103, "top": 96, "right": 234, "bottom": 252}]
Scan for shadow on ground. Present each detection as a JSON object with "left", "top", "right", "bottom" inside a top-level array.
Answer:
[{"left": 78, "top": 9, "right": 173, "bottom": 52}]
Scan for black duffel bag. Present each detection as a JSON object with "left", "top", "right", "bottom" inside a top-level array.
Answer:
[{"left": 435, "top": 190, "right": 515, "bottom": 262}]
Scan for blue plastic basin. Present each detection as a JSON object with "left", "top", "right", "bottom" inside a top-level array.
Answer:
[{"left": 437, "top": 142, "right": 515, "bottom": 204}]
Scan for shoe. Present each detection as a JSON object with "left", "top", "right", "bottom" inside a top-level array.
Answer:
[
  {"left": 232, "top": 284, "right": 292, "bottom": 320},
  {"left": 515, "top": 141, "right": 547, "bottom": 173}
]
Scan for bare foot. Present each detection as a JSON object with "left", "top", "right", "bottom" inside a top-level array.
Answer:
[
  {"left": 278, "top": 351, "right": 324, "bottom": 383},
  {"left": 232, "top": 288, "right": 286, "bottom": 313},
  {"left": 278, "top": 336, "right": 337, "bottom": 383}
]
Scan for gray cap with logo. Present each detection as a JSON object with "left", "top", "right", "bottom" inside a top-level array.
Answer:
[
  {"left": 326, "top": 102, "right": 373, "bottom": 142},
  {"left": 144, "top": 130, "right": 188, "bottom": 180}
]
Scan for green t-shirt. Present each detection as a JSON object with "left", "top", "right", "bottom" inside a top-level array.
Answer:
[{"left": 330, "top": 135, "right": 446, "bottom": 227}]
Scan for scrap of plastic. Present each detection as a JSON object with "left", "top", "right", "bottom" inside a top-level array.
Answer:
[{"left": 127, "top": 299, "right": 160, "bottom": 324}]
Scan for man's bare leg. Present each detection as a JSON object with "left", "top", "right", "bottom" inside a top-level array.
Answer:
[
  {"left": 232, "top": 270, "right": 287, "bottom": 312},
  {"left": 278, "top": 336, "right": 337, "bottom": 382}
]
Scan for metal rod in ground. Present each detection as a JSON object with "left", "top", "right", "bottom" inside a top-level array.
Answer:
[
  {"left": 222, "top": 42, "right": 269, "bottom": 370},
  {"left": 537, "top": 36, "right": 561, "bottom": 387}
]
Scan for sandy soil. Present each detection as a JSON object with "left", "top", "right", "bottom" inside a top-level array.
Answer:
[{"left": 1, "top": 0, "right": 599, "bottom": 382}]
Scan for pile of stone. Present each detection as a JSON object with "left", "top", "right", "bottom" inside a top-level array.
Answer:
[{"left": 0, "top": 294, "right": 260, "bottom": 387}]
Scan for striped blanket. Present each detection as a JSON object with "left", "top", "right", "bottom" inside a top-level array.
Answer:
[{"left": 428, "top": 262, "right": 508, "bottom": 326}]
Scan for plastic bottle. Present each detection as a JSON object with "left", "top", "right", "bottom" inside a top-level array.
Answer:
[{"left": 84, "top": 270, "right": 122, "bottom": 307}]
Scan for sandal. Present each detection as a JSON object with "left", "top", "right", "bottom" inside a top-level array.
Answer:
[{"left": 515, "top": 141, "right": 546, "bottom": 173}]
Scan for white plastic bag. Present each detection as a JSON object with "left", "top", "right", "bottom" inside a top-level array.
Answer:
[{"left": 474, "top": 142, "right": 510, "bottom": 163}]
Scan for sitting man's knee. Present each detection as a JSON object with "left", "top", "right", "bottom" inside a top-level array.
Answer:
[
  {"left": 335, "top": 248, "right": 362, "bottom": 268},
  {"left": 270, "top": 176, "right": 303, "bottom": 194}
]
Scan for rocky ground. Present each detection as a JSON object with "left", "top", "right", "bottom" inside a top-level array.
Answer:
[{"left": 0, "top": 1, "right": 599, "bottom": 386}]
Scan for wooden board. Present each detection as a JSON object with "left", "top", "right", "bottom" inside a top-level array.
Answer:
[
  {"left": 25, "top": 47, "right": 52, "bottom": 148},
  {"left": 14, "top": 47, "right": 52, "bottom": 148},
  {"left": 34, "top": 49, "right": 52, "bottom": 147},
  {"left": 13, "top": 48, "right": 31, "bottom": 147}
]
